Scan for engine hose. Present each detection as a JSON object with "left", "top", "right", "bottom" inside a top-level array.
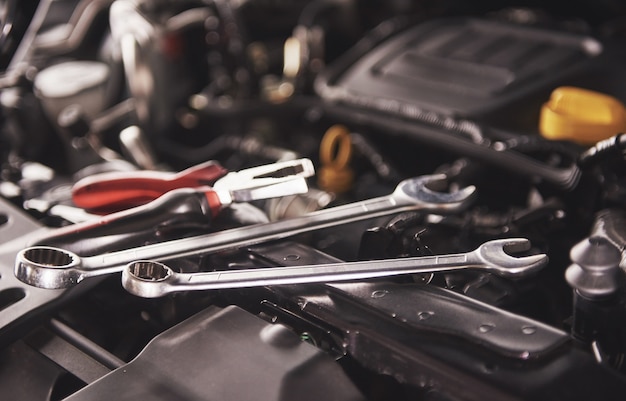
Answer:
[{"left": 578, "top": 133, "right": 626, "bottom": 168}]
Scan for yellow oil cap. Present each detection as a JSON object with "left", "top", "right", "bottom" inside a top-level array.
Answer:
[{"left": 539, "top": 86, "right": 626, "bottom": 145}]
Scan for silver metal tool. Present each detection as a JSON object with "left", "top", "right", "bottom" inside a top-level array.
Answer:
[
  {"left": 121, "top": 238, "right": 548, "bottom": 298},
  {"left": 15, "top": 174, "right": 476, "bottom": 289}
]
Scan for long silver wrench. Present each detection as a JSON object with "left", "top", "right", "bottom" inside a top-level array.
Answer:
[
  {"left": 121, "top": 238, "right": 548, "bottom": 298},
  {"left": 15, "top": 174, "right": 476, "bottom": 289}
]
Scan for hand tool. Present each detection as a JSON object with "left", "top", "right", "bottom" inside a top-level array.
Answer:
[
  {"left": 71, "top": 159, "right": 228, "bottom": 212},
  {"left": 72, "top": 157, "right": 316, "bottom": 213},
  {"left": 15, "top": 174, "right": 476, "bottom": 289},
  {"left": 121, "top": 238, "right": 548, "bottom": 298},
  {"left": 33, "top": 159, "right": 315, "bottom": 256}
]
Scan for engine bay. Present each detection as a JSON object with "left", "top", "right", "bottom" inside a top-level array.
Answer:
[{"left": 2, "top": 1, "right": 626, "bottom": 399}]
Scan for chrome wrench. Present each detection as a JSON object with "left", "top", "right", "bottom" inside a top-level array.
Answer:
[
  {"left": 15, "top": 174, "right": 476, "bottom": 289},
  {"left": 121, "top": 238, "right": 548, "bottom": 298}
]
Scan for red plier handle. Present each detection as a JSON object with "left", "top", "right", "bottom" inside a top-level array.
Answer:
[{"left": 72, "top": 160, "right": 228, "bottom": 213}]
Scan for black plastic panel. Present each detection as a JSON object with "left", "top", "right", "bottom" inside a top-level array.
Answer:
[
  {"left": 64, "top": 305, "right": 365, "bottom": 401},
  {"left": 249, "top": 241, "right": 568, "bottom": 360},
  {"left": 317, "top": 17, "right": 602, "bottom": 117}
]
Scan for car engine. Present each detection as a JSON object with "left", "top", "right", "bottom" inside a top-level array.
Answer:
[{"left": 2, "top": 0, "right": 626, "bottom": 400}]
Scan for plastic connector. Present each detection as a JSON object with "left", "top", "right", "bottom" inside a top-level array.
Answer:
[{"left": 318, "top": 125, "right": 354, "bottom": 194}]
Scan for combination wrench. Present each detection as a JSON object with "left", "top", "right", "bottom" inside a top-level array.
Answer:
[
  {"left": 15, "top": 174, "right": 476, "bottom": 289},
  {"left": 121, "top": 238, "right": 548, "bottom": 298}
]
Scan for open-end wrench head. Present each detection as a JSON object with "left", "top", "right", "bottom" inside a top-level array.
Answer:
[
  {"left": 122, "top": 260, "right": 176, "bottom": 298},
  {"left": 15, "top": 246, "right": 83, "bottom": 289},
  {"left": 393, "top": 174, "right": 476, "bottom": 213},
  {"left": 475, "top": 238, "right": 549, "bottom": 278}
]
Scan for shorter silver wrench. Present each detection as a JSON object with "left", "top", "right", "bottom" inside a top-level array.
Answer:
[
  {"left": 121, "top": 238, "right": 548, "bottom": 298},
  {"left": 15, "top": 174, "right": 475, "bottom": 289}
]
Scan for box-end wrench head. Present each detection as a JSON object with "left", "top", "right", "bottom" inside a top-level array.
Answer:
[
  {"left": 15, "top": 246, "right": 118, "bottom": 289},
  {"left": 121, "top": 238, "right": 548, "bottom": 298}
]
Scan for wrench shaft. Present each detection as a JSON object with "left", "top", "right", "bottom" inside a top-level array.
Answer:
[
  {"left": 181, "top": 253, "right": 471, "bottom": 289},
  {"left": 121, "top": 238, "right": 548, "bottom": 298}
]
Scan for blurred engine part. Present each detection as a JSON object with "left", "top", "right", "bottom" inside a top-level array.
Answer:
[
  {"left": 316, "top": 17, "right": 603, "bottom": 118},
  {"left": 61, "top": 305, "right": 366, "bottom": 401}
]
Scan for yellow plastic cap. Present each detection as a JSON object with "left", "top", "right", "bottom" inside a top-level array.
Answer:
[{"left": 539, "top": 86, "right": 626, "bottom": 145}]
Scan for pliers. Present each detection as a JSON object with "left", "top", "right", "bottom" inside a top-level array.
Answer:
[
  {"left": 72, "top": 159, "right": 314, "bottom": 214},
  {"left": 35, "top": 159, "right": 315, "bottom": 255}
]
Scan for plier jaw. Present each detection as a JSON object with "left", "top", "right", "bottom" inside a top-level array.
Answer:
[{"left": 212, "top": 159, "right": 315, "bottom": 205}]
